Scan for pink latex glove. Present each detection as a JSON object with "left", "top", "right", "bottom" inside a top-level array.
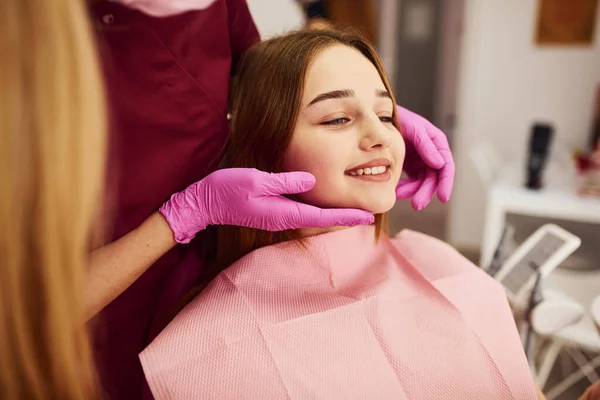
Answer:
[
  {"left": 395, "top": 105, "right": 455, "bottom": 210},
  {"left": 159, "top": 168, "right": 375, "bottom": 244},
  {"left": 109, "top": 0, "right": 218, "bottom": 17}
]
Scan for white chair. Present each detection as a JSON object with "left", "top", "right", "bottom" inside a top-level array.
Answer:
[
  {"left": 522, "top": 276, "right": 585, "bottom": 372},
  {"left": 530, "top": 298, "right": 584, "bottom": 337},
  {"left": 486, "top": 223, "right": 600, "bottom": 398},
  {"left": 537, "top": 269, "right": 600, "bottom": 400}
]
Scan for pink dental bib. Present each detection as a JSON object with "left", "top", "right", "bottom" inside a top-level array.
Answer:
[{"left": 140, "top": 226, "right": 537, "bottom": 399}]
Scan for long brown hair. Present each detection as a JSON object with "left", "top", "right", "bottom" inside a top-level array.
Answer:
[
  {"left": 0, "top": 0, "right": 106, "bottom": 398},
  {"left": 202, "top": 29, "right": 398, "bottom": 279}
]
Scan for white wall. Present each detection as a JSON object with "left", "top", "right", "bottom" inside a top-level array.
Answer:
[
  {"left": 246, "top": 0, "right": 305, "bottom": 39},
  {"left": 448, "top": 1, "right": 600, "bottom": 250}
]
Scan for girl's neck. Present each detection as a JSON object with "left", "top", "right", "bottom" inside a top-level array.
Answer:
[{"left": 296, "top": 225, "right": 349, "bottom": 238}]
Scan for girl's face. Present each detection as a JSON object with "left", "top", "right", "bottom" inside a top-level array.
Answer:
[{"left": 283, "top": 45, "right": 405, "bottom": 215}]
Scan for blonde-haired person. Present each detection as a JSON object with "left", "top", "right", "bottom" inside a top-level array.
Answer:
[{"left": 0, "top": 0, "right": 106, "bottom": 398}]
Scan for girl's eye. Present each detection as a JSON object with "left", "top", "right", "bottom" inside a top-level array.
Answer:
[
  {"left": 321, "top": 117, "right": 350, "bottom": 126},
  {"left": 379, "top": 116, "right": 394, "bottom": 124}
]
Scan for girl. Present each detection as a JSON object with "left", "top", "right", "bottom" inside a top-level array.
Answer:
[{"left": 140, "top": 29, "right": 538, "bottom": 399}]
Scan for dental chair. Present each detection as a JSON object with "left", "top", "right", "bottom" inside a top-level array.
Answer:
[
  {"left": 487, "top": 224, "right": 600, "bottom": 399},
  {"left": 540, "top": 268, "right": 600, "bottom": 400}
]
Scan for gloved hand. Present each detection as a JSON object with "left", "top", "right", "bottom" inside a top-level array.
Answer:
[
  {"left": 160, "top": 168, "right": 375, "bottom": 244},
  {"left": 109, "top": 0, "right": 217, "bottom": 17},
  {"left": 395, "top": 105, "right": 455, "bottom": 210}
]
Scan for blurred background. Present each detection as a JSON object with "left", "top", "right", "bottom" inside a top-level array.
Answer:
[{"left": 247, "top": 1, "right": 600, "bottom": 398}]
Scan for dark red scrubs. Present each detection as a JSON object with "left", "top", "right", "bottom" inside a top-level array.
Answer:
[{"left": 89, "top": 1, "right": 259, "bottom": 398}]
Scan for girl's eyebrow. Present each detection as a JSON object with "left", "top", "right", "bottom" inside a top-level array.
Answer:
[
  {"left": 308, "top": 89, "right": 354, "bottom": 106},
  {"left": 307, "top": 89, "right": 391, "bottom": 107}
]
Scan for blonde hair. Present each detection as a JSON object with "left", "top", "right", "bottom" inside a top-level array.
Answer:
[{"left": 0, "top": 0, "right": 106, "bottom": 398}]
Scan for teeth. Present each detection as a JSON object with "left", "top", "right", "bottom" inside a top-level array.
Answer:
[{"left": 348, "top": 166, "right": 388, "bottom": 176}]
